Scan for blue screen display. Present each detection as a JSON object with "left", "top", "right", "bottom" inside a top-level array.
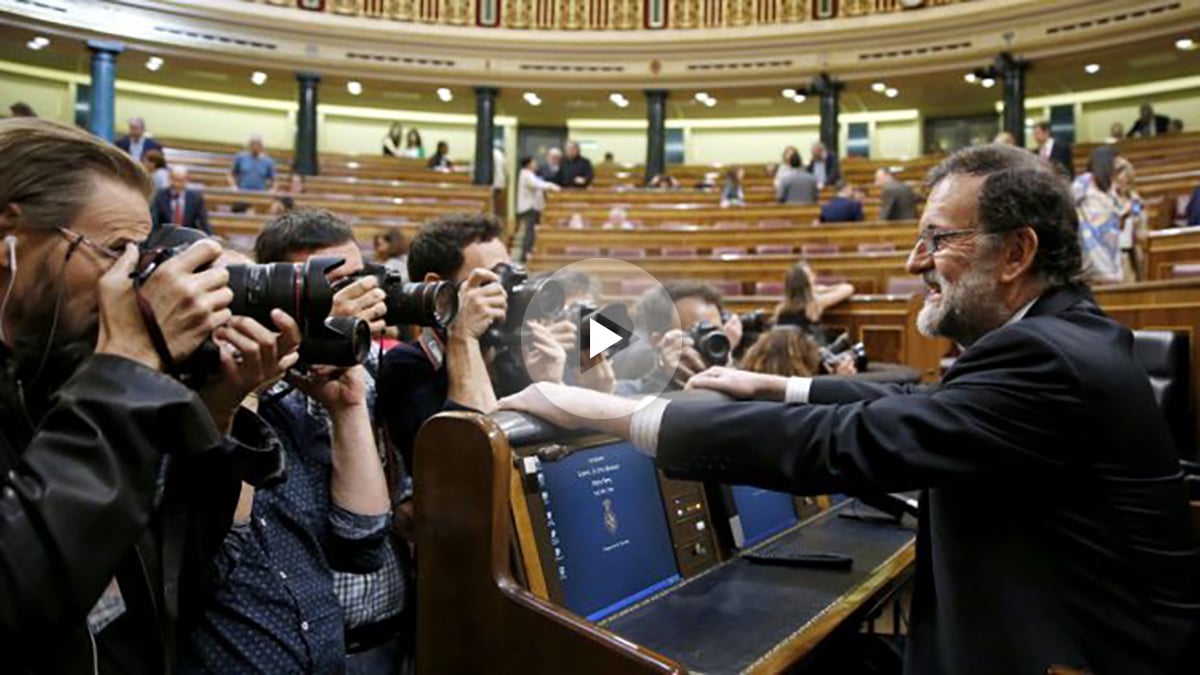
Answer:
[
  {"left": 730, "top": 486, "right": 799, "bottom": 548},
  {"left": 537, "top": 441, "right": 681, "bottom": 621}
]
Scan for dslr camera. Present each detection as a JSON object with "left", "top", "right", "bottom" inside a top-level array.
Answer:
[
  {"left": 482, "top": 263, "right": 565, "bottom": 347},
  {"left": 820, "top": 333, "right": 869, "bottom": 373},
  {"left": 342, "top": 262, "right": 458, "bottom": 329},
  {"left": 136, "top": 227, "right": 369, "bottom": 385},
  {"left": 686, "top": 320, "right": 731, "bottom": 368}
]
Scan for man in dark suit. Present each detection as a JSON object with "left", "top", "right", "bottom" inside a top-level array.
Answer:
[
  {"left": 1032, "top": 121, "right": 1074, "bottom": 177},
  {"left": 560, "top": 141, "right": 594, "bottom": 189},
  {"left": 500, "top": 144, "right": 1200, "bottom": 674},
  {"left": 875, "top": 168, "right": 917, "bottom": 220},
  {"left": 1185, "top": 183, "right": 1200, "bottom": 227},
  {"left": 819, "top": 181, "right": 864, "bottom": 223},
  {"left": 113, "top": 117, "right": 162, "bottom": 162},
  {"left": 806, "top": 141, "right": 839, "bottom": 189},
  {"left": 151, "top": 165, "right": 210, "bottom": 234},
  {"left": 1129, "top": 103, "right": 1172, "bottom": 138},
  {"left": 539, "top": 147, "right": 563, "bottom": 186}
]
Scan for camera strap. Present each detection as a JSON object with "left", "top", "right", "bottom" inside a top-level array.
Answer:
[
  {"left": 130, "top": 278, "right": 176, "bottom": 374},
  {"left": 417, "top": 327, "right": 446, "bottom": 371}
]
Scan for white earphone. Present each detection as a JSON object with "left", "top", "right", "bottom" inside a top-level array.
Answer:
[
  {"left": 4, "top": 235, "right": 15, "bottom": 272},
  {"left": 0, "top": 235, "right": 16, "bottom": 343}
]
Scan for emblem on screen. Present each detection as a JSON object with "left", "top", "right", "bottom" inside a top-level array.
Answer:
[{"left": 602, "top": 498, "right": 619, "bottom": 536}]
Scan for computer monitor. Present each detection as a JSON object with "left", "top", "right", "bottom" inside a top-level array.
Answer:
[
  {"left": 534, "top": 441, "right": 682, "bottom": 621},
  {"left": 727, "top": 486, "right": 800, "bottom": 548}
]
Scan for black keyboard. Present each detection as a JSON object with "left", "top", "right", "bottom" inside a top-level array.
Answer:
[{"left": 743, "top": 537, "right": 854, "bottom": 570}]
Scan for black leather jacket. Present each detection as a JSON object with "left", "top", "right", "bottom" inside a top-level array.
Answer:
[{"left": 0, "top": 347, "right": 282, "bottom": 673}]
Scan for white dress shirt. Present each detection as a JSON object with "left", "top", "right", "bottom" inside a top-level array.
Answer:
[{"left": 627, "top": 295, "right": 1042, "bottom": 456}]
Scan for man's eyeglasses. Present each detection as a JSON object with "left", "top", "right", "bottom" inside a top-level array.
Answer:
[
  {"left": 56, "top": 226, "right": 123, "bottom": 262},
  {"left": 911, "top": 228, "right": 978, "bottom": 258}
]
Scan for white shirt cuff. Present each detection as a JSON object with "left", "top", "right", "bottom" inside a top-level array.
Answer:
[
  {"left": 629, "top": 397, "right": 670, "bottom": 457},
  {"left": 785, "top": 377, "right": 813, "bottom": 404}
]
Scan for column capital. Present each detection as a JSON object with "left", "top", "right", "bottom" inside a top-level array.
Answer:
[
  {"left": 806, "top": 72, "right": 844, "bottom": 96},
  {"left": 296, "top": 72, "right": 322, "bottom": 83},
  {"left": 644, "top": 89, "right": 669, "bottom": 99},
  {"left": 86, "top": 40, "right": 124, "bottom": 56},
  {"left": 473, "top": 86, "right": 499, "bottom": 97}
]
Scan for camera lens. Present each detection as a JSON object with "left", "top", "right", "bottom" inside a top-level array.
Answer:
[
  {"left": 696, "top": 330, "right": 731, "bottom": 366},
  {"left": 517, "top": 278, "right": 565, "bottom": 321},
  {"left": 385, "top": 281, "right": 459, "bottom": 328},
  {"left": 226, "top": 262, "right": 302, "bottom": 328},
  {"left": 298, "top": 316, "right": 371, "bottom": 366}
]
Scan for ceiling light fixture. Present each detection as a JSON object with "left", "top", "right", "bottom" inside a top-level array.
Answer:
[
  {"left": 980, "top": 77, "right": 996, "bottom": 88},
  {"left": 703, "top": 98, "right": 717, "bottom": 108},
  {"left": 964, "top": 73, "right": 977, "bottom": 83},
  {"left": 250, "top": 71, "right": 268, "bottom": 86},
  {"left": 145, "top": 57, "right": 164, "bottom": 72},
  {"left": 436, "top": 87, "right": 453, "bottom": 102},
  {"left": 27, "top": 36, "right": 50, "bottom": 50},
  {"left": 792, "top": 94, "right": 806, "bottom": 103},
  {"left": 694, "top": 92, "right": 712, "bottom": 102},
  {"left": 1084, "top": 63, "right": 1101, "bottom": 75},
  {"left": 871, "top": 82, "right": 886, "bottom": 93},
  {"left": 347, "top": 81, "right": 363, "bottom": 95},
  {"left": 523, "top": 91, "right": 542, "bottom": 106},
  {"left": 884, "top": 87, "right": 899, "bottom": 98},
  {"left": 781, "top": 88, "right": 797, "bottom": 98},
  {"left": 1176, "top": 38, "right": 1195, "bottom": 50}
]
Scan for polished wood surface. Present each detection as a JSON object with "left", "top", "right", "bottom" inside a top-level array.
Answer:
[{"left": 414, "top": 413, "right": 683, "bottom": 674}]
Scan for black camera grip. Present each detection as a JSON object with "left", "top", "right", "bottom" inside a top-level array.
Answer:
[{"left": 132, "top": 281, "right": 177, "bottom": 374}]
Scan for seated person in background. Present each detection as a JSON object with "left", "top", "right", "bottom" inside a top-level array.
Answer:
[
  {"left": 611, "top": 281, "right": 742, "bottom": 393},
  {"left": 807, "top": 141, "right": 839, "bottom": 189},
  {"left": 142, "top": 148, "right": 170, "bottom": 192},
  {"left": 565, "top": 212, "right": 587, "bottom": 229},
  {"left": 1168, "top": 118, "right": 1184, "bottom": 134},
  {"left": 1108, "top": 121, "right": 1125, "bottom": 142},
  {"left": 373, "top": 229, "right": 409, "bottom": 279},
  {"left": 601, "top": 151, "right": 615, "bottom": 166},
  {"left": 776, "top": 152, "right": 818, "bottom": 205},
  {"left": 151, "top": 165, "right": 210, "bottom": 234},
  {"left": 376, "top": 214, "right": 565, "bottom": 471},
  {"left": 648, "top": 173, "right": 680, "bottom": 190},
  {"left": 720, "top": 166, "right": 745, "bottom": 207},
  {"left": 561, "top": 141, "right": 595, "bottom": 188},
  {"left": 1033, "top": 121, "right": 1074, "bottom": 177},
  {"left": 268, "top": 194, "right": 295, "bottom": 216},
  {"left": 992, "top": 131, "right": 1016, "bottom": 145},
  {"left": 382, "top": 121, "right": 403, "bottom": 157},
  {"left": 115, "top": 116, "right": 162, "bottom": 161},
  {"left": 602, "top": 206, "right": 635, "bottom": 230},
  {"left": 427, "top": 141, "right": 453, "bottom": 170},
  {"left": 404, "top": 129, "right": 425, "bottom": 159},
  {"left": 773, "top": 145, "right": 799, "bottom": 191},
  {"left": 774, "top": 262, "right": 854, "bottom": 344},
  {"left": 819, "top": 181, "right": 864, "bottom": 223},
  {"left": 183, "top": 211, "right": 402, "bottom": 673},
  {"left": 1185, "top": 183, "right": 1200, "bottom": 227},
  {"left": 1128, "top": 103, "right": 1171, "bottom": 137},
  {"left": 876, "top": 167, "right": 917, "bottom": 221},
  {"left": 229, "top": 134, "right": 276, "bottom": 192},
  {"left": 739, "top": 326, "right": 820, "bottom": 378}
]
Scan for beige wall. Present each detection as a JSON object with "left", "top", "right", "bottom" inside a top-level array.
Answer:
[
  {"left": 687, "top": 125, "right": 821, "bottom": 166},
  {"left": 114, "top": 91, "right": 294, "bottom": 149},
  {"left": 0, "top": 71, "right": 73, "bottom": 124},
  {"left": 873, "top": 120, "right": 922, "bottom": 160},
  {"left": 1077, "top": 89, "right": 1200, "bottom": 142},
  {"left": 321, "top": 114, "right": 476, "bottom": 159},
  {"left": 567, "top": 126, "right": 648, "bottom": 164}
]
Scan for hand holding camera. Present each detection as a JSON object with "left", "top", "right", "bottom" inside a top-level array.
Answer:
[
  {"left": 658, "top": 329, "right": 707, "bottom": 387},
  {"left": 331, "top": 275, "right": 388, "bottom": 337},
  {"left": 524, "top": 321, "right": 567, "bottom": 384},
  {"left": 96, "top": 240, "right": 233, "bottom": 372},
  {"left": 451, "top": 268, "right": 508, "bottom": 342},
  {"left": 199, "top": 310, "right": 302, "bottom": 432},
  {"left": 288, "top": 364, "right": 368, "bottom": 413}
]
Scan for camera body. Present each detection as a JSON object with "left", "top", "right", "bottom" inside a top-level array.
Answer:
[
  {"left": 687, "top": 320, "right": 731, "bottom": 368},
  {"left": 483, "top": 263, "right": 565, "bottom": 347},
  {"left": 136, "top": 226, "right": 371, "bottom": 385},
  {"left": 344, "top": 263, "right": 458, "bottom": 328},
  {"left": 820, "top": 333, "right": 869, "bottom": 373}
]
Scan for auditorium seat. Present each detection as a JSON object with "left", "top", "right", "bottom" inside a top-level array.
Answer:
[
  {"left": 565, "top": 246, "right": 601, "bottom": 257},
  {"left": 712, "top": 246, "right": 746, "bottom": 257},
  {"left": 712, "top": 280, "right": 743, "bottom": 297},
  {"left": 755, "top": 244, "right": 793, "bottom": 255},
  {"left": 758, "top": 219, "right": 792, "bottom": 228},
  {"left": 755, "top": 281, "right": 785, "bottom": 295},
  {"left": 662, "top": 246, "right": 698, "bottom": 257},
  {"left": 608, "top": 247, "right": 646, "bottom": 259},
  {"left": 886, "top": 277, "right": 927, "bottom": 295},
  {"left": 858, "top": 242, "right": 898, "bottom": 253},
  {"left": 802, "top": 243, "right": 839, "bottom": 256},
  {"left": 1133, "top": 330, "right": 1196, "bottom": 460},
  {"left": 1173, "top": 263, "right": 1200, "bottom": 278}
]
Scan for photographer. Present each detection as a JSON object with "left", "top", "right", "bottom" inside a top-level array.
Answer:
[
  {"left": 613, "top": 281, "right": 741, "bottom": 393},
  {"left": 0, "top": 119, "right": 297, "bottom": 671},
  {"left": 377, "top": 213, "right": 564, "bottom": 473},
  {"left": 540, "top": 269, "right": 619, "bottom": 394},
  {"left": 182, "top": 210, "right": 402, "bottom": 674}
]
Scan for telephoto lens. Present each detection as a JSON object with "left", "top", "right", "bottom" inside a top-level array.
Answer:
[
  {"left": 687, "top": 320, "right": 732, "bottom": 367},
  {"left": 350, "top": 263, "right": 459, "bottom": 328},
  {"left": 487, "top": 262, "right": 565, "bottom": 341}
]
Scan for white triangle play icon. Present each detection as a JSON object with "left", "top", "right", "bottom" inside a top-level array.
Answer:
[{"left": 588, "top": 318, "right": 623, "bottom": 359}]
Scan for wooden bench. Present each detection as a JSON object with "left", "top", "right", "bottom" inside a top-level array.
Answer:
[
  {"left": 202, "top": 187, "right": 486, "bottom": 220},
  {"left": 1146, "top": 227, "right": 1200, "bottom": 280}
]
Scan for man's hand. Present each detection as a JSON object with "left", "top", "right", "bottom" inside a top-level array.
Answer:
[
  {"left": 331, "top": 275, "right": 387, "bottom": 336},
  {"left": 199, "top": 310, "right": 302, "bottom": 433},
  {"left": 828, "top": 355, "right": 858, "bottom": 376},
  {"left": 96, "top": 241, "right": 233, "bottom": 371},
  {"left": 448, "top": 268, "right": 507, "bottom": 342},
  {"left": 547, "top": 319, "right": 577, "bottom": 354},
  {"left": 685, "top": 366, "right": 788, "bottom": 401},
  {"left": 657, "top": 329, "right": 706, "bottom": 387},
  {"left": 497, "top": 382, "right": 638, "bottom": 435},
  {"left": 525, "top": 321, "right": 567, "bottom": 384},
  {"left": 575, "top": 356, "right": 616, "bottom": 394},
  {"left": 723, "top": 313, "right": 744, "bottom": 352},
  {"left": 288, "top": 364, "right": 368, "bottom": 413}
]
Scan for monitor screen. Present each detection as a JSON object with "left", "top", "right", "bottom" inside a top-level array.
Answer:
[
  {"left": 729, "top": 486, "right": 799, "bottom": 548},
  {"left": 536, "top": 441, "right": 681, "bottom": 621}
]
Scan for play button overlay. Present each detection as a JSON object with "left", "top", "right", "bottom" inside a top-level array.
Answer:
[{"left": 579, "top": 305, "right": 636, "bottom": 371}]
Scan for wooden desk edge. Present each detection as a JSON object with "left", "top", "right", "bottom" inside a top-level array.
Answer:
[{"left": 744, "top": 540, "right": 917, "bottom": 675}]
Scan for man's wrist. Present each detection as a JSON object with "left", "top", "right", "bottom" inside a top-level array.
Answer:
[
  {"left": 756, "top": 374, "right": 790, "bottom": 401},
  {"left": 328, "top": 400, "right": 369, "bottom": 420},
  {"left": 95, "top": 340, "right": 163, "bottom": 372}
]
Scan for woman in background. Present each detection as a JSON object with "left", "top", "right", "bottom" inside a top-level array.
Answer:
[
  {"left": 427, "top": 141, "right": 453, "bottom": 170},
  {"left": 1112, "top": 156, "right": 1146, "bottom": 281},
  {"left": 720, "top": 166, "right": 745, "bottom": 207},
  {"left": 1076, "top": 147, "right": 1124, "bottom": 284},
  {"left": 404, "top": 128, "right": 425, "bottom": 159},
  {"left": 142, "top": 149, "right": 170, "bottom": 191},
  {"left": 773, "top": 261, "right": 855, "bottom": 344},
  {"left": 382, "top": 121, "right": 404, "bottom": 157},
  {"left": 740, "top": 326, "right": 821, "bottom": 378},
  {"left": 373, "top": 229, "right": 409, "bottom": 280}
]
